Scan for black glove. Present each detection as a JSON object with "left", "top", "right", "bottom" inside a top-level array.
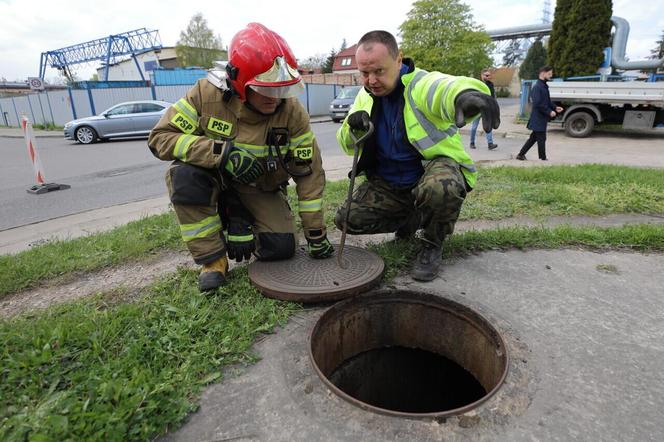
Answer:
[
  {"left": 347, "top": 110, "right": 371, "bottom": 131},
  {"left": 307, "top": 234, "right": 334, "bottom": 259},
  {"left": 226, "top": 217, "right": 255, "bottom": 263},
  {"left": 223, "top": 146, "right": 264, "bottom": 184},
  {"left": 454, "top": 90, "right": 501, "bottom": 133}
]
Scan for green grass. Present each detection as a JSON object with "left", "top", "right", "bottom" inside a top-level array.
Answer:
[
  {"left": 0, "top": 267, "right": 297, "bottom": 441},
  {"left": 461, "top": 164, "right": 664, "bottom": 220},
  {"left": 2, "top": 165, "right": 662, "bottom": 298},
  {"left": 0, "top": 214, "right": 182, "bottom": 297},
  {"left": 32, "top": 123, "right": 64, "bottom": 131},
  {"left": 1, "top": 223, "right": 663, "bottom": 440}
]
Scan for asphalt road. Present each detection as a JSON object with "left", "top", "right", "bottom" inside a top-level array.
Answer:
[{"left": 0, "top": 123, "right": 346, "bottom": 231}]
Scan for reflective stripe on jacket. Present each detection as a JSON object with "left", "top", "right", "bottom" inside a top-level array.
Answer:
[{"left": 337, "top": 65, "right": 490, "bottom": 188}]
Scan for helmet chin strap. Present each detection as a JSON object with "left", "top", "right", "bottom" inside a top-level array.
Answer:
[{"left": 243, "top": 99, "right": 284, "bottom": 116}]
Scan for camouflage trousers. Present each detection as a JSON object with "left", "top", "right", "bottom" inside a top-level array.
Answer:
[{"left": 334, "top": 157, "right": 468, "bottom": 246}]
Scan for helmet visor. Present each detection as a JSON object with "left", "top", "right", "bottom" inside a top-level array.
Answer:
[{"left": 248, "top": 82, "right": 305, "bottom": 99}]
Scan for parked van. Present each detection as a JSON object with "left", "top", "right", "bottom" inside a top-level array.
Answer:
[{"left": 329, "top": 86, "right": 362, "bottom": 123}]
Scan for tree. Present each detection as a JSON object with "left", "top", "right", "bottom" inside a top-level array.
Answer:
[
  {"left": 650, "top": 30, "right": 664, "bottom": 61},
  {"left": 399, "top": 0, "right": 493, "bottom": 76},
  {"left": 322, "top": 48, "right": 337, "bottom": 74},
  {"left": 548, "top": 0, "right": 572, "bottom": 73},
  {"left": 176, "top": 13, "right": 226, "bottom": 68},
  {"left": 299, "top": 53, "right": 328, "bottom": 72},
  {"left": 502, "top": 40, "right": 523, "bottom": 67},
  {"left": 519, "top": 40, "right": 548, "bottom": 80},
  {"left": 340, "top": 38, "right": 348, "bottom": 52},
  {"left": 549, "top": 0, "right": 612, "bottom": 78}
]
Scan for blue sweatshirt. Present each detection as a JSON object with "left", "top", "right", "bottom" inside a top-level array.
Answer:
[{"left": 374, "top": 64, "right": 424, "bottom": 188}]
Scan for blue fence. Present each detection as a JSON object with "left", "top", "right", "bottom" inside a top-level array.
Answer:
[{"left": 0, "top": 82, "right": 339, "bottom": 127}]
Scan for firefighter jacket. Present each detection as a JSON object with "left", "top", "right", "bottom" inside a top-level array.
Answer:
[
  {"left": 337, "top": 59, "right": 490, "bottom": 189},
  {"left": 148, "top": 79, "right": 326, "bottom": 235}
]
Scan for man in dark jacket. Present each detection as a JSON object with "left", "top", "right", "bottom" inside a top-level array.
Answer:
[{"left": 516, "top": 66, "right": 563, "bottom": 161}]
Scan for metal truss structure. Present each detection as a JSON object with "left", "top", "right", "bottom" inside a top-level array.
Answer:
[
  {"left": 39, "top": 28, "right": 162, "bottom": 82},
  {"left": 488, "top": 23, "right": 552, "bottom": 66}
]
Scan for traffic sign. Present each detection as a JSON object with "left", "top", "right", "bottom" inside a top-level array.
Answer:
[{"left": 28, "top": 77, "right": 45, "bottom": 91}]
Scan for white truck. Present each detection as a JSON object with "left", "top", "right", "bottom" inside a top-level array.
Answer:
[{"left": 549, "top": 81, "right": 664, "bottom": 137}]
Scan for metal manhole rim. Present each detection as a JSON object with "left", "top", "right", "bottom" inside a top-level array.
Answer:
[{"left": 308, "top": 289, "right": 510, "bottom": 419}]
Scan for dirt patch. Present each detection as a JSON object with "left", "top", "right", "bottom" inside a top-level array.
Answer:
[{"left": 0, "top": 250, "right": 193, "bottom": 318}]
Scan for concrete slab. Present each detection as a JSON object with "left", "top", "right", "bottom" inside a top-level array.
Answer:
[{"left": 161, "top": 249, "right": 664, "bottom": 442}]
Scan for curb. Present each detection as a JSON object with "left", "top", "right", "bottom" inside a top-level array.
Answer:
[{"left": 0, "top": 133, "right": 62, "bottom": 139}]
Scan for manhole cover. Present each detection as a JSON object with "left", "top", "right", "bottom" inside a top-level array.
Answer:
[
  {"left": 309, "top": 290, "right": 508, "bottom": 418},
  {"left": 247, "top": 244, "right": 384, "bottom": 303}
]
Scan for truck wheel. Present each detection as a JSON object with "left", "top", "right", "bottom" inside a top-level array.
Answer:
[{"left": 565, "top": 112, "right": 594, "bottom": 138}]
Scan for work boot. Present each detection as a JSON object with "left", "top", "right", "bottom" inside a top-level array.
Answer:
[
  {"left": 488, "top": 143, "right": 498, "bottom": 150},
  {"left": 516, "top": 154, "right": 526, "bottom": 161},
  {"left": 395, "top": 212, "right": 421, "bottom": 240},
  {"left": 198, "top": 256, "right": 229, "bottom": 292},
  {"left": 411, "top": 241, "right": 442, "bottom": 282},
  {"left": 469, "top": 143, "right": 476, "bottom": 149}
]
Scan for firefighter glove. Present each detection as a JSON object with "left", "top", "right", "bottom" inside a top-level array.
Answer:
[
  {"left": 347, "top": 110, "right": 371, "bottom": 131},
  {"left": 454, "top": 90, "right": 501, "bottom": 133},
  {"left": 227, "top": 217, "right": 255, "bottom": 263},
  {"left": 224, "top": 146, "right": 264, "bottom": 184},
  {"left": 307, "top": 234, "right": 334, "bottom": 259}
]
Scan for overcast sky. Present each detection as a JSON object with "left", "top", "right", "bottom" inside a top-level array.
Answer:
[{"left": 0, "top": 0, "right": 662, "bottom": 82}]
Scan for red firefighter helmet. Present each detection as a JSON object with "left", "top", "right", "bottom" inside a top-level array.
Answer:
[{"left": 227, "top": 23, "right": 304, "bottom": 101}]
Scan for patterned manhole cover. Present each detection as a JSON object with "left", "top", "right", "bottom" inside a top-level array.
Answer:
[{"left": 248, "top": 244, "right": 384, "bottom": 303}]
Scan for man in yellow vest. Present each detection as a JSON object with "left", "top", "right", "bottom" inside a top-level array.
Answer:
[
  {"left": 149, "top": 23, "right": 332, "bottom": 292},
  {"left": 336, "top": 30, "right": 499, "bottom": 281}
]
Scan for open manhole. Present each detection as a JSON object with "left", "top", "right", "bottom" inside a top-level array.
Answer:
[
  {"left": 248, "top": 245, "right": 384, "bottom": 303},
  {"left": 309, "top": 290, "right": 508, "bottom": 418}
]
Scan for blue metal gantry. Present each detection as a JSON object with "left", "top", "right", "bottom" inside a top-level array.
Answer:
[{"left": 38, "top": 28, "right": 162, "bottom": 82}]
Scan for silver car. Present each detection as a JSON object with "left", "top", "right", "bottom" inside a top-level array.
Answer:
[{"left": 64, "top": 100, "right": 171, "bottom": 144}]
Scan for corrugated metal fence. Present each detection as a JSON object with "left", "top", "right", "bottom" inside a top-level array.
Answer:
[{"left": 0, "top": 83, "right": 344, "bottom": 127}]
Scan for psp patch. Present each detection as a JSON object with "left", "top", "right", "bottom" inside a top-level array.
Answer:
[
  {"left": 293, "top": 146, "right": 314, "bottom": 161},
  {"left": 170, "top": 112, "right": 196, "bottom": 134},
  {"left": 207, "top": 117, "right": 233, "bottom": 137}
]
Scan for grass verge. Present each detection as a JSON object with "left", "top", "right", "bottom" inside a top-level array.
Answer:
[
  {"left": 2, "top": 164, "right": 663, "bottom": 298},
  {"left": 1, "top": 223, "right": 663, "bottom": 440}
]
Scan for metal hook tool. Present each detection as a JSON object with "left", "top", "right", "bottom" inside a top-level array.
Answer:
[{"left": 337, "top": 122, "right": 374, "bottom": 269}]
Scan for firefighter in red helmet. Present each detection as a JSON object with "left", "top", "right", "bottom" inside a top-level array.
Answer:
[{"left": 149, "top": 23, "right": 332, "bottom": 292}]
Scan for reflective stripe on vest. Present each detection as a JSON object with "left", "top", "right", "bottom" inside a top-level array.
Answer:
[
  {"left": 180, "top": 215, "right": 221, "bottom": 242},
  {"left": 174, "top": 134, "right": 198, "bottom": 161},
  {"left": 407, "top": 72, "right": 477, "bottom": 174},
  {"left": 298, "top": 198, "right": 322, "bottom": 213},
  {"left": 407, "top": 71, "right": 459, "bottom": 151}
]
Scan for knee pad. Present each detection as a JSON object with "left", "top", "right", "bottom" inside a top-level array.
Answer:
[
  {"left": 256, "top": 232, "right": 296, "bottom": 261},
  {"left": 168, "top": 163, "right": 217, "bottom": 206}
]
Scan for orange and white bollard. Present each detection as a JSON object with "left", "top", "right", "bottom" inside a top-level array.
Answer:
[{"left": 22, "top": 116, "right": 70, "bottom": 195}]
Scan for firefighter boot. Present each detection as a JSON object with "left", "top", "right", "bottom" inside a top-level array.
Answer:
[
  {"left": 198, "top": 256, "right": 229, "bottom": 292},
  {"left": 411, "top": 240, "right": 442, "bottom": 282}
]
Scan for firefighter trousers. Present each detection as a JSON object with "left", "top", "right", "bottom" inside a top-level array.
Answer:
[{"left": 166, "top": 161, "right": 296, "bottom": 265}]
